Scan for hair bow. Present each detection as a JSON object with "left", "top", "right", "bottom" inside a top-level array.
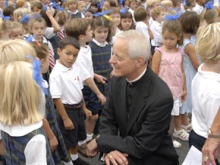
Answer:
[
  {"left": 205, "top": 1, "right": 213, "bottom": 9},
  {"left": 97, "top": 0, "right": 104, "bottom": 9},
  {"left": 183, "top": 0, "right": 188, "bottom": 6},
  {"left": 56, "top": 6, "right": 64, "bottom": 11},
  {"left": 120, "top": 8, "right": 129, "bottom": 14},
  {"left": 4, "top": 0, "right": 8, "bottom": 7},
  {"left": 103, "top": 15, "right": 112, "bottom": 21},
  {"left": 25, "top": 56, "right": 48, "bottom": 95},
  {"left": 93, "top": 9, "right": 112, "bottom": 17},
  {"left": 43, "top": 4, "right": 47, "bottom": 11},
  {"left": 0, "top": 13, "right": 10, "bottom": 20},
  {"left": 165, "top": 13, "right": 181, "bottom": 21},
  {"left": 26, "top": 35, "right": 34, "bottom": 42},
  {"left": 14, "top": 2, "right": 16, "bottom": 8},
  {"left": 19, "top": 14, "right": 29, "bottom": 23}
]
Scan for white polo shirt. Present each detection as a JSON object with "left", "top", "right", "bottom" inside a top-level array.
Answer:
[
  {"left": 136, "top": 21, "right": 150, "bottom": 41},
  {"left": 191, "top": 64, "right": 220, "bottom": 138},
  {"left": 150, "top": 20, "right": 163, "bottom": 47},
  {"left": 77, "top": 46, "right": 94, "bottom": 79},
  {"left": 192, "top": 3, "right": 204, "bottom": 15},
  {"left": 49, "top": 60, "right": 84, "bottom": 104}
]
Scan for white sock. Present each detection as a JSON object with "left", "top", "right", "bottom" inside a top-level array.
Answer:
[
  {"left": 62, "top": 160, "right": 73, "bottom": 165},
  {"left": 78, "top": 139, "right": 87, "bottom": 146},
  {"left": 71, "top": 153, "right": 79, "bottom": 161},
  {"left": 86, "top": 133, "right": 93, "bottom": 142}
]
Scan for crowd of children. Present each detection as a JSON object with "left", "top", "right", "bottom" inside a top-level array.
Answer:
[{"left": 0, "top": 0, "right": 219, "bottom": 163}]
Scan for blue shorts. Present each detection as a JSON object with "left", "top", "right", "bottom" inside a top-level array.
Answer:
[{"left": 57, "top": 105, "right": 86, "bottom": 150}]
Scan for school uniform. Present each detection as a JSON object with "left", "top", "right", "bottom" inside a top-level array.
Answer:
[
  {"left": 0, "top": 121, "right": 55, "bottom": 165},
  {"left": 136, "top": 21, "right": 150, "bottom": 41},
  {"left": 192, "top": 3, "right": 204, "bottom": 15},
  {"left": 50, "top": 60, "right": 88, "bottom": 149}
]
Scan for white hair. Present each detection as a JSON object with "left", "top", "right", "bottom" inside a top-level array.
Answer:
[{"left": 116, "top": 30, "right": 151, "bottom": 61}]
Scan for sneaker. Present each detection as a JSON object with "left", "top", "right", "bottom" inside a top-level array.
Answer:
[
  {"left": 173, "top": 140, "right": 181, "bottom": 148},
  {"left": 72, "top": 157, "right": 90, "bottom": 165},
  {"left": 173, "top": 129, "right": 189, "bottom": 141}
]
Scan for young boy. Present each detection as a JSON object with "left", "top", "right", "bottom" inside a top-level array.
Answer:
[
  {"left": 128, "top": 0, "right": 138, "bottom": 24},
  {"left": 150, "top": 6, "right": 166, "bottom": 55},
  {"left": 134, "top": 6, "right": 153, "bottom": 42},
  {"left": 50, "top": 37, "right": 90, "bottom": 165},
  {"left": 64, "top": 18, "right": 106, "bottom": 156}
]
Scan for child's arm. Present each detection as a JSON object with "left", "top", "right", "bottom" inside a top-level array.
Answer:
[
  {"left": 42, "top": 118, "right": 58, "bottom": 151},
  {"left": 81, "top": 96, "right": 92, "bottom": 118},
  {"left": 185, "top": 43, "right": 200, "bottom": 71},
  {"left": 94, "top": 73, "right": 107, "bottom": 83},
  {"left": 46, "top": 8, "right": 61, "bottom": 33},
  {"left": 151, "top": 51, "right": 162, "bottom": 75},
  {"left": 146, "top": 22, "right": 154, "bottom": 40},
  {"left": 53, "top": 98, "right": 74, "bottom": 130},
  {"left": 84, "top": 77, "right": 106, "bottom": 105},
  {"left": 181, "top": 56, "right": 187, "bottom": 103}
]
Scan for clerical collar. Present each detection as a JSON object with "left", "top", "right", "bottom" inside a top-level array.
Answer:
[{"left": 126, "top": 68, "right": 147, "bottom": 85}]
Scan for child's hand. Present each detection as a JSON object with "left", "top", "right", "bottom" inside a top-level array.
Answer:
[
  {"left": 49, "top": 135, "right": 58, "bottom": 152},
  {"left": 97, "top": 93, "right": 106, "bottom": 105},
  {"left": 181, "top": 89, "right": 187, "bottom": 103},
  {"left": 84, "top": 108, "right": 92, "bottom": 118},
  {"left": 95, "top": 74, "right": 107, "bottom": 84},
  {"left": 46, "top": 8, "right": 54, "bottom": 17},
  {"left": 63, "top": 117, "right": 74, "bottom": 130}
]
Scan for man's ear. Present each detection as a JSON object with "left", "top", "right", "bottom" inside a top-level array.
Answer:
[{"left": 136, "top": 56, "right": 146, "bottom": 67}]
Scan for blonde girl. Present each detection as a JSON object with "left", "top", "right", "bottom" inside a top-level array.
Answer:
[
  {"left": 200, "top": 2, "right": 218, "bottom": 24},
  {"left": 66, "top": 0, "right": 84, "bottom": 18},
  {"left": 0, "top": 61, "right": 54, "bottom": 164},
  {"left": 28, "top": 17, "right": 55, "bottom": 69},
  {"left": 179, "top": 11, "right": 200, "bottom": 134},
  {"left": 151, "top": 15, "right": 187, "bottom": 148},
  {"left": 0, "top": 40, "right": 58, "bottom": 163},
  {"left": 8, "top": 21, "right": 24, "bottom": 40}
]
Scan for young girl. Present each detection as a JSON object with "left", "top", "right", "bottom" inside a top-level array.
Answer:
[
  {"left": 78, "top": 1, "right": 86, "bottom": 13},
  {"left": 189, "top": 23, "right": 220, "bottom": 164},
  {"left": 66, "top": 0, "right": 84, "bottom": 18},
  {"left": 0, "top": 61, "right": 55, "bottom": 165},
  {"left": 184, "top": 0, "right": 196, "bottom": 11},
  {"left": 118, "top": 11, "right": 135, "bottom": 31},
  {"left": 200, "top": 2, "right": 218, "bottom": 24},
  {"left": 89, "top": 16, "right": 112, "bottom": 136},
  {"left": 31, "top": 42, "right": 72, "bottom": 165},
  {"left": 179, "top": 11, "right": 200, "bottom": 133},
  {"left": 9, "top": 21, "right": 24, "bottom": 40},
  {"left": 28, "top": 17, "right": 55, "bottom": 69},
  {"left": 31, "top": 1, "right": 43, "bottom": 14},
  {"left": 151, "top": 15, "right": 187, "bottom": 148}
]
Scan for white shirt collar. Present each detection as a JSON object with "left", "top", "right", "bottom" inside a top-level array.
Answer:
[
  {"left": 0, "top": 121, "right": 42, "bottom": 137},
  {"left": 92, "top": 38, "right": 108, "bottom": 47},
  {"left": 126, "top": 68, "right": 147, "bottom": 85},
  {"left": 55, "top": 60, "right": 72, "bottom": 72},
  {"left": 198, "top": 64, "right": 220, "bottom": 81}
]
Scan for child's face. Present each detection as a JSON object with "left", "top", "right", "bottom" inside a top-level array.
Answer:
[
  {"left": 84, "top": 0, "right": 91, "bottom": 7},
  {"left": 9, "top": 28, "right": 24, "bottom": 40},
  {"left": 120, "top": 18, "right": 133, "bottom": 31},
  {"left": 40, "top": 54, "right": 49, "bottom": 74},
  {"left": 163, "top": 30, "right": 179, "bottom": 49},
  {"left": 102, "top": 1, "right": 110, "bottom": 11},
  {"left": 68, "top": 3, "right": 77, "bottom": 11},
  {"left": 57, "top": 45, "right": 79, "bottom": 68},
  {"left": 129, "top": 1, "right": 137, "bottom": 10},
  {"left": 32, "top": 6, "right": 42, "bottom": 14},
  {"left": 83, "top": 25, "right": 93, "bottom": 43},
  {"left": 78, "top": 3, "right": 86, "bottom": 12},
  {"left": 31, "top": 22, "right": 46, "bottom": 41},
  {"left": 110, "top": 13, "right": 121, "bottom": 27},
  {"left": 85, "top": 11, "right": 93, "bottom": 20},
  {"left": 156, "top": 11, "right": 166, "bottom": 22},
  {"left": 91, "top": 5, "right": 98, "bottom": 12},
  {"left": 93, "top": 26, "right": 109, "bottom": 44}
]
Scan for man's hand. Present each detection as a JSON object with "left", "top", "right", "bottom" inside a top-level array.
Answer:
[
  {"left": 202, "top": 138, "right": 220, "bottom": 165},
  {"left": 87, "top": 139, "right": 98, "bottom": 157},
  {"left": 63, "top": 117, "right": 74, "bottom": 130},
  {"left": 105, "top": 150, "right": 128, "bottom": 165}
]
